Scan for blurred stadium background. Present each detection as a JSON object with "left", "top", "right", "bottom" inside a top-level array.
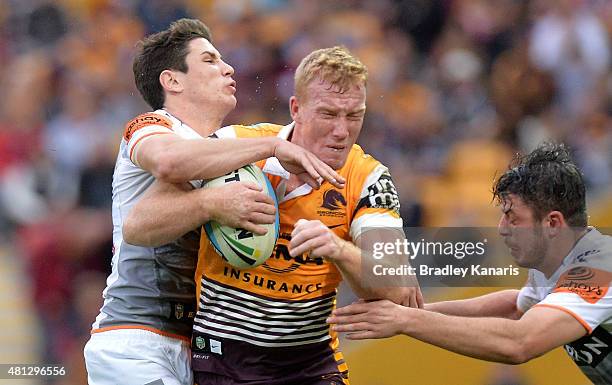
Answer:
[{"left": 0, "top": 0, "right": 610, "bottom": 384}]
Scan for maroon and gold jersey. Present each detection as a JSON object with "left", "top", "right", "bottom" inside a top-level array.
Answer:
[{"left": 192, "top": 123, "right": 402, "bottom": 384}]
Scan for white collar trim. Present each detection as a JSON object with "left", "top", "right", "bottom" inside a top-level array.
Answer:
[
  {"left": 262, "top": 122, "right": 314, "bottom": 202},
  {"left": 261, "top": 122, "right": 295, "bottom": 180}
]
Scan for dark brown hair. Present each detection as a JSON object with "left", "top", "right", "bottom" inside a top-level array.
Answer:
[
  {"left": 493, "top": 142, "right": 587, "bottom": 227},
  {"left": 133, "top": 19, "right": 212, "bottom": 109}
]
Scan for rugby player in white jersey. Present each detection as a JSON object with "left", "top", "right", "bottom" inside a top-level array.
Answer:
[
  {"left": 330, "top": 143, "right": 612, "bottom": 384},
  {"left": 83, "top": 19, "right": 343, "bottom": 385}
]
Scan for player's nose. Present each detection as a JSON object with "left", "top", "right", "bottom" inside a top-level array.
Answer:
[
  {"left": 331, "top": 120, "right": 350, "bottom": 140},
  {"left": 497, "top": 216, "right": 510, "bottom": 236},
  {"left": 222, "top": 59, "right": 234, "bottom": 77}
]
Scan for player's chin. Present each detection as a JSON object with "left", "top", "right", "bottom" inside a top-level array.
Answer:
[
  {"left": 221, "top": 95, "right": 237, "bottom": 110},
  {"left": 323, "top": 152, "right": 348, "bottom": 170},
  {"left": 511, "top": 253, "right": 530, "bottom": 268}
]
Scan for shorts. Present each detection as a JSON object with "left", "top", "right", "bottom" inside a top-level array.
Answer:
[
  {"left": 194, "top": 372, "right": 347, "bottom": 385},
  {"left": 84, "top": 328, "right": 193, "bottom": 385}
]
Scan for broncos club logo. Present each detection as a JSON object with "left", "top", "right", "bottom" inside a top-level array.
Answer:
[{"left": 321, "top": 189, "right": 346, "bottom": 211}]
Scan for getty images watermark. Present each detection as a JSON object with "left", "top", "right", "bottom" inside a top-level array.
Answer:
[
  {"left": 371, "top": 237, "right": 519, "bottom": 278},
  {"left": 361, "top": 228, "right": 530, "bottom": 287}
]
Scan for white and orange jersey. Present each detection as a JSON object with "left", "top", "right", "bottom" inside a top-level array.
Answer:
[
  {"left": 517, "top": 228, "right": 612, "bottom": 384},
  {"left": 94, "top": 110, "right": 202, "bottom": 340},
  {"left": 192, "top": 122, "right": 402, "bottom": 383}
]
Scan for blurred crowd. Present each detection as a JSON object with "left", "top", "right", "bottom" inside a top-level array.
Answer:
[{"left": 0, "top": 0, "right": 610, "bottom": 384}]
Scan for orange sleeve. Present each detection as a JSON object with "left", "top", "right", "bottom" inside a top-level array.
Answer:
[{"left": 124, "top": 113, "right": 173, "bottom": 141}]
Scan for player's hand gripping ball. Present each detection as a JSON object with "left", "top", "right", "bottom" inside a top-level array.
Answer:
[{"left": 204, "top": 164, "right": 279, "bottom": 268}]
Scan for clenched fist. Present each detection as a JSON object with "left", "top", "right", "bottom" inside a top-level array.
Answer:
[{"left": 289, "top": 219, "right": 347, "bottom": 261}]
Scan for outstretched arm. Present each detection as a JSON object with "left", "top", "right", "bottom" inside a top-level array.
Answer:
[
  {"left": 425, "top": 290, "right": 522, "bottom": 319},
  {"left": 328, "top": 299, "right": 586, "bottom": 364}
]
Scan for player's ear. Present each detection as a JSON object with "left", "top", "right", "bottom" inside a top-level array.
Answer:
[
  {"left": 289, "top": 96, "right": 300, "bottom": 122},
  {"left": 160, "top": 69, "right": 184, "bottom": 93},
  {"left": 546, "top": 210, "right": 566, "bottom": 237}
]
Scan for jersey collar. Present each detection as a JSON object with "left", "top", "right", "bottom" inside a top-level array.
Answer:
[
  {"left": 546, "top": 227, "right": 600, "bottom": 282},
  {"left": 262, "top": 122, "right": 314, "bottom": 203},
  {"left": 157, "top": 109, "right": 202, "bottom": 138},
  {"left": 261, "top": 122, "right": 295, "bottom": 180}
]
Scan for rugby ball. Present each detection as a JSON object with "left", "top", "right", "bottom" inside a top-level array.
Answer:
[{"left": 203, "top": 164, "right": 279, "bottom": 269}]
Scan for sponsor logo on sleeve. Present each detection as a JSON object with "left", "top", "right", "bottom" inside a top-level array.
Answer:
[
  {"left": 354, "top": 171, "right": 400, "bottom": 216},
  {"left": 553, "top": 267, "right": 612, "bottom": 304},
  {"left": 123, "top": 113, "right": 173, "bottom": 141}
]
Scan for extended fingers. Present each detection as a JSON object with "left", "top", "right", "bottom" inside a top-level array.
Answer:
[
  {"left": 299, "top": 156, "right": 323, "bottom": 188},
  {"left": 332, "top": 321, "right": 371, "bottom": 334},
  {"left": 416, "top": 288, "right": 425, "bottom": 309},
  {"left": 254, "top": 192, "right": 275, "bottom": 205},
  {"left": 250, "top": 202, "right": 276, "bottom": 216},
  {"left": 249, "top": 212, "right": 275, "bottom": 225},
  {"left": 345, "top": 331, "right": 377, "bottom": 340},
  {"left": 310, "top": 155, "right": 345, "bottom": 189},
  {"left": 297, "top": 172, "right": 321, "bottom": 190},
  {"left": 238, "top": 222, "right": 268, "bottom": 236},
  {"left": 240, "top": 204, "right": 276, "bottom": 235},
  {"left": 327, "top": 313, "right": 364, "bottom": 326},
  {"left": 330, "top": 302, "right": 371, "bottom": 317},
  {"left": 242, "top": 183, "right": 275, "bottom": 205},
  {"left": 234, "top": 183, "right": 275, "bottom": 214},
  {"left": 241, "top": 181, "right": 262, "bottom": 190},
  {"left": 407, "top": 293, "right": 418, "bottom": 309}
]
